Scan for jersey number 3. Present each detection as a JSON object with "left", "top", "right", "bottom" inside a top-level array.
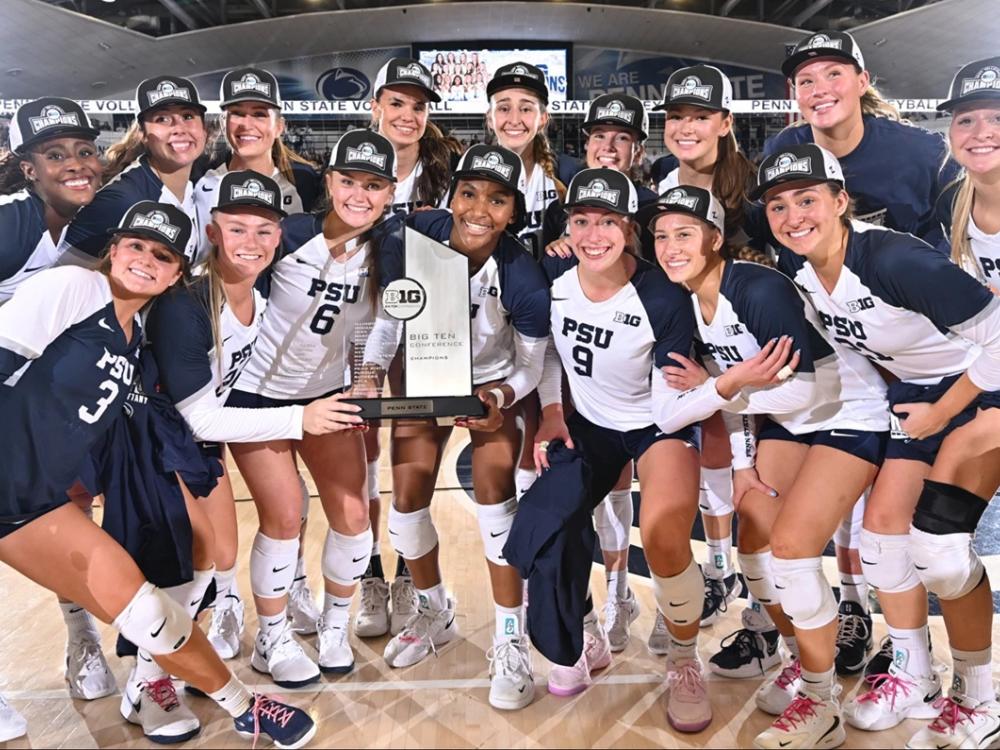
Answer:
[{"left": 79, "top": 380, "right": 120, "bottom": 424}]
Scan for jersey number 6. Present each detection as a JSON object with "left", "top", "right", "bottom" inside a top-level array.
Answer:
[{"left": 310, "top": 303, "right": 341, "bottom": 335}]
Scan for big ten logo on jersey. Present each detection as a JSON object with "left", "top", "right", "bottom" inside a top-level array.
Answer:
[
  {"left": 612, "top": 311, "right": 641, "bottom": 327},
  {"left": 306, "top": 277, "right": 361, "bottom": 335},
  {"left": 562, "top": 317, "right": 613, "bottom": 377},
  {"left": 703, "top": 342, "right": 744, "bottom": 366},
  {"left": 217, "top": 341, "right": 255, "bottom": 396},
  {"left": 817, "top": 309, "right": 893, "bottom": 361},
  {"left": 79, "top": 347, "right": 136, "bottom": 425},
  {"left": 471, "top": 284, "right": 499, "bottom": 319}
]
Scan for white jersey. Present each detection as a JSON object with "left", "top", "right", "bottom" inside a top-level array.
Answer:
[
  {"left": 968, "top": 215, "right": 1000, "bottom": 287},
  {"left": 390, "top": 160, "right": 424, "bottom": 216},
  {"left": 0, "top": 191, "right": 65, "bottom": 304},
  {"left": 656, "top": 167, "right": 680, "bottom": 195},
  {"left": 236, "top": 213, "right": 374, "bottom": 400},
  {"left": 518, "top": 163, "right": 560, "bottom": 258}
]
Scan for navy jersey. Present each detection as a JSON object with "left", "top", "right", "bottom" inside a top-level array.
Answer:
[
  {"left": 59, "top": 155, "right": 200, "bottom": 266},
  {"left": 650, "top": 154, "right": 680, "bottom": 186},
  {"left": 0, "top": 190, "right": 63, "bottom": 304},
  {"left": 778, "top": 221, "right": 1000, "bottom": 389},
  {"left": 543, "top": 254, "right": 694, "bottom": 431},
  {"left": 0, "top": 267, "right": 140, "bottom": 520},
  {"left": 764, "top": 116, "right": 958, "bottom": 246}
]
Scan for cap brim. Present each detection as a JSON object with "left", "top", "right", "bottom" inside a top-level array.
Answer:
[
  {"left": 213, "top": 199, "right": 288, "bottom": 218},
  {"left": 452, "top": 169, "right": 517, "bottom": 191},
  {"left": 376, "top": 81, "right": 442, "bottom": 104},
  {"left": 112, "top": 228, "right": 188, "bottom": 261},
  {"left": 749, "top": 174, "right": 839, "bottom": 202},
  {"left": 328, "top": 164, "right": 396, "bottom": 183},
  {"left": 581, "top": 118, "right": 648, "bottom": 141},
  {"left": 15, "top": 125, "right": 101, "bottom": 154},
  {"left": 936, "top": 91, "right": 1000, "bottom": 112},
  {"left": 654, "top": 96, "right": 729, "bottom": 112},
  {"left": 781, "top": 50, "right": 861, "bottom": 79},
  {"left": 220, "top": 94, "right": 281, "bottom": 108},
  {"left": 139, "top": 101, "right": 208, "bottom": 118},
  {"left": 637, "top": 201, "right": 718, "bottom": 233},
  {"left": 486, "top": 80, "right": 549, "bottom": 105},
  {"left": 563, "top": 197, "right": 632, "bottom": 215}
]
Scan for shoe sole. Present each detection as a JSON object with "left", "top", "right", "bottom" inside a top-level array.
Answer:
[
  {"left": 647, "top": 642, "right": 670, "bottom": 656},
  {"left": 385, "top": 627, "right": 459, "bottom": 668},
  {"left": 354, "top": 624, "right": 390, "bottom": 638},
  {"left": 755, "top": 697, "right": 793, "bottom": 716},
  {"left": 288, "top": 624, "right": 319, "bottom": 636},
  {"left": 237, "top": 721, "right": 317, "bottom": 750},
  {"left": 0, "top": 729, "right": 27, "bottom": 743},
  {"left": 250, "top": 664, "right": 322, "bottom": 689},
  {"left": 548, "top": 681, "right": 589, "bottom": 697},
  {"left": 319, "top": 662, "right": 355, "bottom": 675},
  {"left": 668, "top": 713, "right": 712, "bottom": 733},
  {"left": 490, "top": 687, "right": 534, "bottom": 710},
  {"left": 121, "top": 703, "right": 201, "bottom": 745},
  {"left": 845, "top": 700, "right": 942, "bottom": 731},
  {"left": 67, "top": 682, "right": 117, "bottom": 701}
]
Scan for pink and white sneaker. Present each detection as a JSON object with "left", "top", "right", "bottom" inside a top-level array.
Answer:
[
  {"left": 755, "top": 658, "right": 802, "bottom": 715},
  {"left": 547, "top": 631, "right": 612, "bottom": 696},
  {"left": 754, "top": 690, "right": 846, "bottom": 749},
  {"left": 905, "top": 694, "right": 1000, "bottom": 749},
  {"left": 844, "top": 662, "right": 941, "bottom": 731},
  {"left": 665, "top": 658, "right": 712, "bottom": 733}
]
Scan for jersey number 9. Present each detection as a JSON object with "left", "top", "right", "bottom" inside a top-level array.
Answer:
[{"left": 572, "top": 345, "right": 594, "bottom": 377}]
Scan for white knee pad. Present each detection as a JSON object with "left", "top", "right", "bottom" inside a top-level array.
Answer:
[
  {"left": 164, "top": 567, "right": 216, "bottom": 618},
  {"left": 367, "top": 460, "right": 380, "bottom": 501},
  {"left": 113, "top": 582, "right": 193, "bottom": 656},
  {"left": 652, "top": 558, "right": 704, "bottom": 627},
  {"left": 737, "top": 551, "right": 781, "bottom": 607},
  {"left": 249, "top": 532, "right": 299, "bottom": 599},
  {"left": 297, "top": 473, "right": 310, "bottom": 524},
  {"left": 594, "top": 489, "right": 632, "bottom": 552},
  {"left": 699, "top": 466, "right": 735, "bottom": 517},
  {"left": 477, "top": 497, "right": 518, "bottom": 565},
  {"left": 859, "top": 529, "right": 921, "bottom": 594},
  {"left": 322, "top": 527, "right": 374, "bottom": 586},
  {"left": 909, "top": 526, "right": 984, "bottom": 601},
  {"left": 772, "top": 556, "right": 838, "bottom": 630},
  {"left": 387, "top": 505, "right": 438, "bottom": 560},
  {"left": 514, "top": 468, "right": 536, "bottom": 500},
  {"left": 834, "top": 493, "right": 866, "bottom": 549}
]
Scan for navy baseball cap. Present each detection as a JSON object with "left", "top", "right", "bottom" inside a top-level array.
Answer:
[
  {"left": 373, "top": 58, "right": 440, "bottom": 103},
  {"left": 782, "top": 30, "right": 866, "bottom": 79},
  {"left": 9, "top": 97, "right": 100, "bottom": 155},
  {"left": 220, "top": 67, "right": 281, "bottom": 108},
  {"left": 750, "top": 143, "right": 845, "bottom": 202},
  {"left": 214, "top": 170, "right": 287, "bottom": 217},
  {"left": 564, "top": 168, "right": 639, "bottom": 216},
  {"left": 328, "top": 130, "right": 397, "bottom": 182},
  {"left": 581, "top": 94, "right": 649, "bottom": 142},
  {"left": 638, "top": 185, "right": 726, "bottom": 233},
  {"left": 486, "top": 62, "right": 549, "bottom": 105},
  {"left": 136, "top": 75, "right": 206, "bottom": 120},
  {"left": 115, "top": 201, "right": 194, "bottom": 265},
  {"left": 653, "top": 65, "right": 733, "bottom": 113}
]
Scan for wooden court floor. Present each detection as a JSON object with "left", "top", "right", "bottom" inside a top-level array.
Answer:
[{"left": 1, "top": 429, "right": 996, "bottom": 748}]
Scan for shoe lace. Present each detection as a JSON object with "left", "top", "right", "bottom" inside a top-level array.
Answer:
[
  {"left": 271, "top": 627, "right": 307, "bottom": 662},
  {"left": 393, "top": 578, "right": 418, "bottom": 617},
  {"left": 874, "top": 634, "right": 893, "bottom": 658},
  {"left": 361, "top": 579, "right": 389, "bottom": 614},
  {"left": 703, "top": 576, "right": 728, "bottom": 615},
  {"left": 927, "top": 696, "right": 980, "bottom": 735},
  {"left": 666, "top": 660, "right": 706, "bottom": 699},
  {"left": 857, "top": 671, "right": 916, "bottom": 710},
  {"left": 488, "top": 637, "right": 530, "bottom": 678},
  {"left": 836, "top": 613, "right": 869, "bottom": 647},
  {"left": 77, "top": 639, "right": 106, "bottom": 674},
  {"left": 212, "top": 605, "right": 239, "bottom": 638},
  {"left": 602, "top": 598, "right": 623, "bottom": 630},
  {"left": 398, "top": 609, "right": 443, "bottom": 656},
  {"left": 773, "top": 693, "right": 821, "bottom": 732},
  {"left": 775, "top": 660, "right": 802, "bottom": 691},
  {"left": 719, "top": 628, "right": 764, "bottom": 661},
  {"left": 250, "top": 693, "right": 295, "bottom": 749},
  {"left": 143, "top": 676, "right": 180, "bottom": 712}
]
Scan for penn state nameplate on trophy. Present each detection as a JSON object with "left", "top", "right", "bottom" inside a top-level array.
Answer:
[{"left": 347, "top": 226, "right": 486, "bottom": 421}]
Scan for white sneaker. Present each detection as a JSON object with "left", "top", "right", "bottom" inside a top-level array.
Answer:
[
  {"left": 287, "top": 579, "right": 320, "bottom": 636},
  {"left": 648, "top": 610, "right": 670, "bottom": 656},
  {"left": 487, "top": 636, "right": 534, "bottom": 711},
  {"left": 317, "top": 618, "right": 355, "bottom": 675},
  {"left": 0, "top": 692, "right": 27, "bottom": 743},
  {"left": 207, "top": 593, "right": 244, "bottom": 660},
  {"left": 665, "top": 658, "right": 713, "bottom": 733},
  {"left": 65, "top": 636, "right": 117, "bottom": 700},
  {"left": 905, "top": 694, "right": 1000, "bottom": 749},
  {"left": 755, "top": 659, "right": 802, "bottom": 715},
  {"left": 603, "top": 591, "right": 640, "bottom": 653},
  {"left": 844, "top": 662, "right": 942, "bottom": 731},
  {"left": 120, "top": 676, "right": 200, "bottom": 743},
  {"left": 383, "top": 598, "right": 458, "bottom": 668},
  {"left": 754, "top": 689, "right": 846, "bottom": 749},
  {"left": 251, "top": 623, "right": 321, "bottom": 689},
  {"left": 389, "top": 576, "right": 419, "bottom": 636},
  {"left": 354, "top": 578, "right": 390, "bottom": 638}
]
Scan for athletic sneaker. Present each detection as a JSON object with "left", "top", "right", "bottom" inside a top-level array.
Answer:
[
  {"left": 700, "top": 571, "right": 743, "bottom": 627},
  {"left": 251, "top": 624, "right": 321, "bottom": 689},
  {"left": 317, "top": 618, "right": 354, "bottom": 674},
  {"left": 0, "top": 692, "right": 27, "bottom": 743},
  {"left": 665, "top": 658, "right": 713, "bottom": 733},
  {"left": 354, "top": 578, "right": 390, "bottom": 638},
  {"left": 905, "top": 694, "right": 1000, "bottom": 749},
  {"left": 648, "top": 610, "right": 670, "bottom": 655},
  {"left": 709, "top": 626, "right": 782, "bottom": 679},
  {"left": 602, "top": 590, "right": 640, "bottom": 652},
  {"left": 844, "top": 662, "right": 941, "bottom": 731},
  {"left": 383, "top": 597, "right": 458, "bottom": 668},
  {"left": 389, "top": 576, "right": 419, "bottom": 636},
  {"left": 234, "top": 693, "right": 316, "bottom": 750},
  {"left": 65, "top": 636, "right": 117, "bottom": 700},
  {"left": 207, "top": 592, "right": 244, "bottom": 660},
  {"left": 865, "top": 631, "right": 935, "bottom": 683},
  {"left": 547, "top": 630, "right": 612, "bottom": 696},
  {"left": 487, "top": 636, "right": 534, "bottom": 710},
  {"left": 287, "top": 579, "right": 320, "bottom": 636},
  {"left": 755, "top": 659, "right": 802, "bottom": 715},
  {"left": 120, "top": 676, "right": 200, "bottom": 744},
  {"left": 753, "top": 690, "right": 846, "bottom": 749},
  {"left": 834, "top": 600, "right": 872, "bottom": 676}
]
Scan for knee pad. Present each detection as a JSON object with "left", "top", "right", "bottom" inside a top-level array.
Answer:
[
  {"left": 699, "top": 466, "right": 734, "bottom": 517},
  {"left": 113, "top": 582, "right": 193, "bottom": 656},
  {"left": 771, "top": 556, "right": 838, "bottom": 630},
  {"left": 651, "top": 558, "right": 704, "bottom": 627},
  {"left": 367, "top": 460, "right": 380, "bottom": 501},
  {"left": 249, "top": 532, "right": 299, "bottom": 599},
  {"left": 834, "top": 493, "right": 866, "bottom": 549},
  {"left": 165, "top": 567, "right": 216, "bottom": 618},
  {"left": 387, "top": 505, "right": 438, "bottom": 560},
  {"left": 910, "top": 526, "right": 984, "bottom": 601},
  {"left": 477, "top": 497, "right": 518, "bottom": 565},
  {"left": 322, "top": 527, "right": 374, "bottom": 586},
  {"left": 297, "top": 473, "right": 310, "bottom": 524},
  {"left": 594, "top": 489, "right": 632, "bottom": 552},
  {"left": 859, "top": 529, "right": 921, "bottom": 594},
  {"left": 515, "top": 468, "right": 536, "bottom": 500},
  {"left": 737, "top": 551, "right": 781, "bottom": 607},
  {"left": 913, "top": 480, "right": 988, "bottom": 536}
]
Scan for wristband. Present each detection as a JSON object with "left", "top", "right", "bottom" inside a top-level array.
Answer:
[{"left": 488, "top": 387, "right": 507, "bottom": 410}]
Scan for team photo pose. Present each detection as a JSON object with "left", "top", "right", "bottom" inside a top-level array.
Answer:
[
  {"left": 646, "top": 183, "right": 890, "bottom": 748},
  {"left": 0, "top": 200, "right": 316, "bottom": 749},
  {"left": 756, "top": 142, "right": 1000, "bottom": 749}
]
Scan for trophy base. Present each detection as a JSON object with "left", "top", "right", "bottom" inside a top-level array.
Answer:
[{"left": 345, "top": 396, "right": 487, "bottom": 421}]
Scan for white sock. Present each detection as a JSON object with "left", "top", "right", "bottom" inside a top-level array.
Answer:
[
  {"left": 213, "top": 565, "right": 237, "bottom": 602},
  {"left": 322, "top": 592, "right": 352, "bottom": 628},
  {"left": 259, "top": 610, "right": 288, "bottom": 645},
  {"left": 783, "top": 634, "right": 800, "bottom": 660},
  {"left": 887, "top": 625, "right": 932, "bottom": 679},
  {"left": 667, "top": 634, "right": 698, "bottom": 663},
  {"left": 951, "top": 647, "right": 994, "bottom": 703},
  {"left": 417, "top": 583, "right": 448, "bottom": 611},
  {"left": 132, "top": 650, "right": 167, "bottom": 683},
  {"left": 607, "top": 569, "right": 629, "bottom": 600},
  {"left": 800, "top": 666, "right": 835, "bottom": 700},
  {"left": 515, "top": 468, "right": 536, "bottom": 499},
  {"left": 60, "top": 601, "right": 100, "bottom": 642},
  {"left": 583, "top": 606, "right": 601, "bottom": 637},
  {"left": 705, "top": 536, "right": 734, "bottom": 580},
  {"left": 495, "top": 604, "right": 524, "bottom": 640},
  {"left": 839, "top": 573, "right": 869, "bottom": 611},
  {"left": 208, "top": 675, "right": 253, "bottom": 718}
]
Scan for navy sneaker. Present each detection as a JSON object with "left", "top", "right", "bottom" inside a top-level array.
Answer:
[
  {"left": 834, "top": 600, "right": 873, "bottom": 675},
  {"left": 234, "top": 694, "right": 316, "bottom": 749}
]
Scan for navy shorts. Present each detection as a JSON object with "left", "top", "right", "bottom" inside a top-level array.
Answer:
[
  {"left": 226, "top": 387, "right": 344, "bottom": 410},
  {"left": 196, "top": 441, "right": 223, "bottom": 462},
  {"left": 886, "top": 375, "right": 1000, "bottom": 465},
  {"left": 758, "top": 418, "right": 887, "bottom": 467}
]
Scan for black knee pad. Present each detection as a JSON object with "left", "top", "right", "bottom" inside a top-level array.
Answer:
[{"left": 912, "top": 480, "right": 988, "bottom": 535}]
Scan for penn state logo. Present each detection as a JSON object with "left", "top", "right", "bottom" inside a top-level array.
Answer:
[
  {"left": 231, "top": 73, "right": 271, "bottom": 97},
  {"left": 317, "top": 67, "right": 371, "bottom": 100},
  {"left": 960, "top": 66, "right": 1000, "bottom": 96},
  {"left": 28, "top": 104, "right": 81, "bottom": 134},
  {"left": 396, "top": 62, "right": 431, "bottom": 88},
  {"left": 671, "top": 76, "right": 712, "bottom": 101},
  {"left": 595, "top": 100, "right": 634, "bottom": 124},
  {"left": 577, "top": 178, "right": 620, "bottom": 205},
  {"left": 509, "top": 64, "right": 539, "bottom": 79},
  {"left": 147, "top": 80, "right": 191, "bottom": 106},
  {"left": 230, "top": 178, "right": 275, "bottom": 206},
  {"left": 345, "top": 141, "right": 387, "bottom": 169},
  {"left": 764, "top": 152, "right": 812, "bottom": 182},
  {"left": 129, "top": 210, "right": 181, "bottom": 242},
  {"left": 664, "top": 188, "right": 700, "bottom": 212},
  {"left": 802, "top": 33, "right": 843, "bottom": 51},
  {"left": 470, "top": 151, "right": 514, "bottom": 180}
]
